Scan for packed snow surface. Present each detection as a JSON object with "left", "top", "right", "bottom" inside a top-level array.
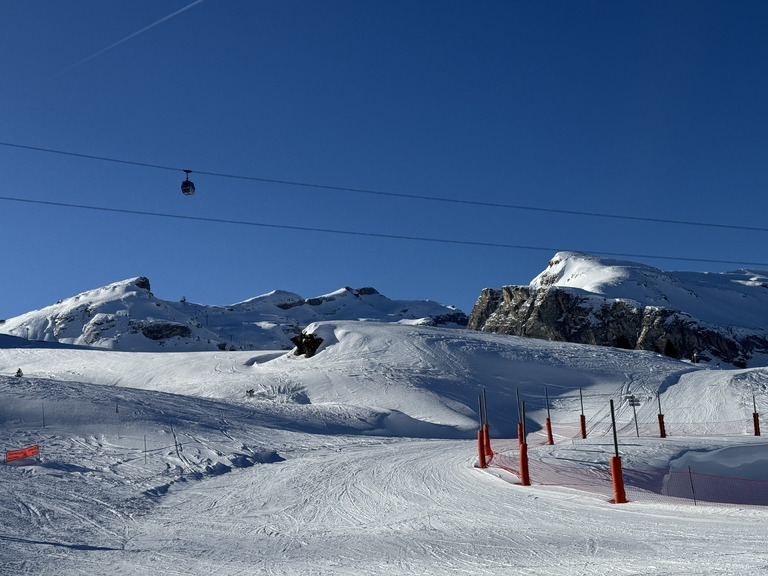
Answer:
[{"left": 2, "top": 321, "right": 768, "bottom": 574}]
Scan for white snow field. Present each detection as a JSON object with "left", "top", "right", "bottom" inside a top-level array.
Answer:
[{"left": 2, "top": 321, "right": 768, "bottom": 575}]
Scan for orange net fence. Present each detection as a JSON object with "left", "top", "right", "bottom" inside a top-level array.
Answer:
[{"left": 484, "top": 419, "right": 768, "bottom": 508}]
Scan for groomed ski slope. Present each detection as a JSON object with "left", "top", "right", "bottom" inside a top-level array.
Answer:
[{"left": 1, "top": 321, "right": 767, "bottom": 575}]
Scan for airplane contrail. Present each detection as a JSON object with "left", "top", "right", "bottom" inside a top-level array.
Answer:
[{"left": 51, "top": 0, "right": 206, "bottom": 78}]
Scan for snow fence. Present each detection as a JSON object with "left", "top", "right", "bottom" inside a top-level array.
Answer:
[{"left": 483, "top": 421, "right": 768, "bottom": 508}]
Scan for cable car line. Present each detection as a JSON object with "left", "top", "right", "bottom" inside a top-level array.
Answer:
[
  {"left": 1, "top": 195, "right": 767, "bottom": 268},
  {"left": 1, "top": 140, "right": 767, "bottom": 233}
]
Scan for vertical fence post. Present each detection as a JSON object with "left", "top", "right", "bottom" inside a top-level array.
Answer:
[
  {"left": 753, "top": 394, "right": 761, "bottom": 437},
  {"left": 519, "top": 401, "right": 530, "bottom": 486},
  {"left": 483, "top": 388, "right": 492, "bottom": 459},
  {"left": 609, "top": 399, "right": 627, "bottom": 504},
  {"left": 545, "top": 387, "right": 554, "bottom": 445},
  {"left": 688, "top": 465, "right": 697, "bottom": 506},
  {"left": 516, "top": 388, "right": 523, "bottom": 447},
  {"left": 657, "top": 393, "right": 667, "bottom": 438},
  {"left": 477, "top": 429, "right": 487, "bottom": 468},
  {"left": 579, "top": 387, "right": 587, "bottom": 439},
  {"left": 628, "top": 395, "right": 640, "bottom": 438},
  {"left": 477, "top": 395, "right": 486, "bottom": 468}
]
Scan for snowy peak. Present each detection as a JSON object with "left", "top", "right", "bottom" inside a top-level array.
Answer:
[
  {"left": 469, "top": 252, "right": 768, "bottom": 367},
  {"left": 533, "top": 252, "right": 768, "bottom": 329},
  {"left": 0, "top": 277, "right": 467, "bottom": 352}
]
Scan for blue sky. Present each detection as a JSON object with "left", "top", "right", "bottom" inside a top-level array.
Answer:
[{"left": 2, "top": 1, "right": 768, "bottom": 319}]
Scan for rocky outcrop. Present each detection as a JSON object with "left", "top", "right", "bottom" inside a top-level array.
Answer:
[
  {"left": 469, "top": 284, "right": 766, "bottom": 367},
  {"left": 140, "top": 323, "right": 193, "bottom": 341},
  {"left": 291, "top": 332, "right": 324, "bottom": 357}
]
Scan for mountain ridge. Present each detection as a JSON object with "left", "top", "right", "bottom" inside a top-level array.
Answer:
[
  {"left": 468, "top": 252, "right": 768, "bottom": 367},
  {"left": 0, "top": 276, "right": 467, "bottom": 352}
]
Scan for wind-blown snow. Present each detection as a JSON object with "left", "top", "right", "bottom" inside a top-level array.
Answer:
[{"left": 2, "top": 320, "right": 767, "bottom": 574}]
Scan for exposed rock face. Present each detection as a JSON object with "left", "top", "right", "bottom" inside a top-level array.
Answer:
[
  {"left": 468, "top": 253, "right": 768, "bottom": 368},
  {"left": 291, "top": 332, "right": 324, "bottom": 357},
  {"left": 140, "top": 323, "right": 193, "bottom": 341}
]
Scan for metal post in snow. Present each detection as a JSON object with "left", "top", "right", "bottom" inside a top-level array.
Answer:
[
  {"left": 609, "top": 399, "right": 627, "bottom": 503},
  {"left": 629, "top": 395, "right": 639, "bottom": 438},
  {"left": 753, "top": 393, "right": 761, "bottom": 437},
  {"left": 610, "top": 399, "right": 619, "bottom": 458},
  {"left": 516, "top": 388, "right": 523, "bottom": 446},
  {"left": 545, "top": 387, "right": 554, "bottom": 445},
  {"left": 657, "top": 393, "right": 667, "bottom": 438},
  {"left": 688, "top": 465, "right": 697, "bottom": 506},
  {"left": 579, "top": 387, "right": 587, "bottom": 439},
  {"left": 521, "top": 400, "right": 527, "bottom": 440},
  {"left": 482, "top": 388, "right": 492, "bottom": 459},
  {"left": 519, "top": 400, "right": 530, "bottom": 486},
  {"left": 477, "top": 395, "right": 484, "bottom": 428}
]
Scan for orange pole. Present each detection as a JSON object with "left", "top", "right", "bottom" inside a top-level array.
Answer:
[
  {"left": 477, "top": 429, "right": 486, "bottom": 468},
  {"left": 579, "top": 414, "right": 587, "bottom": 439},
  {"left": 519, "top": 442, "right": 530, "bottom": 486},
  {"left": 483, "top": 423, "right": 493, "bottom": 460},
  {"left": 610, "top": 456, "right": 627, "bottom": 504},
  {"left": 658, "top": 413, "right": 667, "bottom": 438},
  {"left": 546, "top": 417, "right": 554, "bottom": 445},
  {"left": 754, "top": 412, "right": 761, "bottom": 437}
]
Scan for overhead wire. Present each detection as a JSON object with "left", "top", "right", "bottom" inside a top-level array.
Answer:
[
  {"left": 2, "top": 195, "right": 767, "bottom": 268},
  {"left": 1, "top": 140, "right": 767, "bottom": 234}
]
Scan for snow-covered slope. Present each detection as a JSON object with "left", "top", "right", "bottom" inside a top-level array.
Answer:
[
  {"left": 0, "top": 277, "right": 467, "bottom": 352},
  {"left": 470, "top": 252, "right": 768, "bottom": 367},
  {"left": 533, "top": 251, "right": 768, "bottom": 330},
  {"left": 1, "top": 323, "right": 767, "bottom": 574}
]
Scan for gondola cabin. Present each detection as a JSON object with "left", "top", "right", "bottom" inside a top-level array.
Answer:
[{"left": 181, "top": 170, "right": 195, "bottom": 195}]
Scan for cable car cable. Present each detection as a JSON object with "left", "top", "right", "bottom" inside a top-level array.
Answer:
[
  {"left": 1, "top": 195, "right": 766, "bottom": 268},
  {"left": 1, "top": 140, "right": 766, "bottom": 233}
]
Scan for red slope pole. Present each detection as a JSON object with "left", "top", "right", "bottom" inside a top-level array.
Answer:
[
  {"left": 519, "top": 401, "right": 530, "bottom": 486},
  {"left": 483, "top": 389, "right": 493, "bottom": 459},
  {"left": 753, "top": 394, "right": 761, "bottom": 437},
  {"left": 520, "top": 442, "right": 530, "bottom": 486},
  {"left": 658, "top": 394, "right": 667, "bottom": 438},
  {"left": 483, "top": 423, "right": 493, "bottom": 460},
  {"left": 579, "top": 387, "right": 587, "bottom": 439},
  {"left": 545, "top": 387, "right": 554, "bottom": 445},
  {"left": 610, "top": 399, "right": 627, "bottom": 504},
  {"left": 477, "top": 429, "right": 486, "bottom": 468}
]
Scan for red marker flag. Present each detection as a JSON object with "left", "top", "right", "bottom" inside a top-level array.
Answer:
[{"left": 5, "top": 445, "right": 39, "bottom": 463}]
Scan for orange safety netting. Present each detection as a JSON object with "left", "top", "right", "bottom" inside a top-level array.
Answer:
[{"left": 485, "top": 420, "right": 768, "bottom": 507}]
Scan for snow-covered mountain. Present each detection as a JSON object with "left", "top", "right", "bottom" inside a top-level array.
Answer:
[
  {"left": 0, "top": 277, "right": 467, "bottom": 351},
  {"left": 469, "top": 252, "right": 768, "bottom": 367}
]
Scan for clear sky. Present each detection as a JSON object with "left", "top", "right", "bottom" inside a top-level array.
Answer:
[{"left": 2, "top": 1, "right": 767, "bottom": 319}]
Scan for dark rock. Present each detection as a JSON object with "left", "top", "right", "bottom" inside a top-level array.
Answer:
[
  {"left": 141, "top": 323, "right": 192, "bottom": 341},
  {"left": 469, "top": 285, "right": 768, "bottom": 366},
  {"left": 134, "top": 277, "right": 151, "bottom": 291},
  {"left": 290, "top": 332, "right": 324, "bottom": 357}
]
